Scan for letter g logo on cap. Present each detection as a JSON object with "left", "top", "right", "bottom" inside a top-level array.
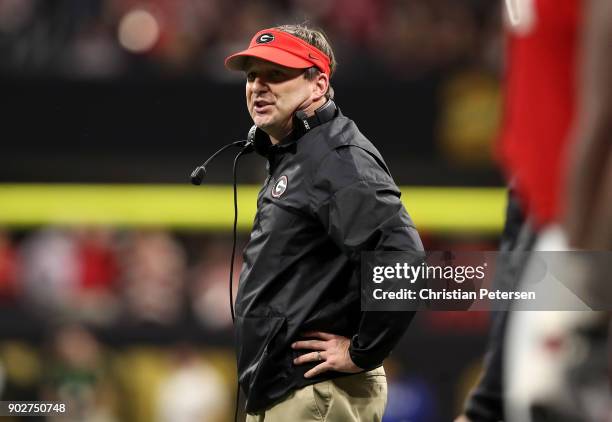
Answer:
[{"left": 256, "top": 33, "right": 275, "bottom": 44}]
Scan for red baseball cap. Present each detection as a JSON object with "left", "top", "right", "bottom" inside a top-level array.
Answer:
[{"left": 225, "top": 28, "right": 331, "bottom": 76}]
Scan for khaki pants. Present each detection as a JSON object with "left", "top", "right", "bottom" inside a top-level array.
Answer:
[{"left": 246, "top": 367, "right": 387, "bottom": 422}]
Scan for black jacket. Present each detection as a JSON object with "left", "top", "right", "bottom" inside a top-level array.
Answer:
[{"left": 236, "top": 101, "right": 424, "bottom": 413}]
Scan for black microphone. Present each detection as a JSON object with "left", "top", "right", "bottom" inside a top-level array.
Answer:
[
  {"left": 190, "top": 126, "right": 256, "bottom": 185},
  {"left": 191, "top": 125, "right": 257, "bottom": 422}
]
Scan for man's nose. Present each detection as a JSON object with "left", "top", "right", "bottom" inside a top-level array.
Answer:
[{"left": 252, "top": 76, "right": 269, "bottom": 93}]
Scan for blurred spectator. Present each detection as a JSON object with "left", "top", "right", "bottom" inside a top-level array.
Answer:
[
  {"left": 0, "top": 0, "right": 499, "bottom": 81},
  {"left": 72, "top": 227, "right": 121, "bottom": 325},
  {"left": 373, "top": 0, "right": 480, "bottom": 79},
  {"left": 42, "top": 324, "right": 118, "bottom": 422},
  {"left": 76, "top": 228, "right": 118, "bottom": 295},
  {"left": 155, "top": 344, "right": 229, "bottom": 422},
  {"left": 118, "top": 230, "right": 186, "bottom": 325},
  {"left": 0, "top": 227, "right": 499, "bottom": 421},
  {"left": 290, "top": 0, "right": 389, "bottom": 45},
  {"left": 62, "top": 21, "right": 125, "bottom": 78},
  {"left": 0, "top": 341, "right": 42, "bottom": 404},
  {"left": 19, "top": 228, "right": 80, "bottom": 316},
  {"left": 17, "top": 227, "right": 120, "bottom": 323},
  {"left": 0, "top": 230, "right": 19, "bottom": 302},
  {"left": 188, "top": 239, "right": 239, "bottom": 330}
]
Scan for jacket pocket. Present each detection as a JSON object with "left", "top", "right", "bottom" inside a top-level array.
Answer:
[
  {"left": 235, "top": 313, "right": 290, "bottom": 411},
  {"left": 311, "top": 381, "right": 332, "bottom": 420},
  {"left": 362, "top": 365, "right": 386, "bottom": 383}
]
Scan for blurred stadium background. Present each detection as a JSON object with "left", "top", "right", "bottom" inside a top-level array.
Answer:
[{"left": 1, "top": 0, "right": 508, "bottom": 421}]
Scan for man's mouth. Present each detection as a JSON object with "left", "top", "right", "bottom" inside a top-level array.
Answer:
[{"left": 254, "top": 100, "right": 273, "bottom": 113}]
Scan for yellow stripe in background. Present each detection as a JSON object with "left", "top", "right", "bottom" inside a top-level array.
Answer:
[{"left": 0, "top": 184, "right": 506, "bottom": 234}]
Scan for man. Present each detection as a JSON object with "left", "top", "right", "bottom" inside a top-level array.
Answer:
[
  {"left": 224, "top": 25, "right": 423, "bottom": 421},
  {"left": 457, "top": 0, "right": 582, "bottom": 420},
  {"left": 504, "top": 0, "right": 612, "bottom": 420}
]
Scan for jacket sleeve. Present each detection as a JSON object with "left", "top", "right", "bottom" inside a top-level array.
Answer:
[{"left": 310, "top": 146, "right": 424, "bottom": 370}]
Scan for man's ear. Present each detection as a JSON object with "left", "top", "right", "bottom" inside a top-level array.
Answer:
[{"left": 312, "top": 72, "right": 329, "bottom": 101}]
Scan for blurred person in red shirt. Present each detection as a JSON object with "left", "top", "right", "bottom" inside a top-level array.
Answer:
[
  {"left": 457, "top": 0, "right": 584, "bottom": 420},
  {"left": 0, "top": 230, "right": 19, "bottom": 302},
  {"left": 73, "top": 227, "right": 121, "bottom": 325},
  {"left": 496, "top": 0, "right": 580, "bottom": 230},
  {"left": 504, "top": 0, "right": 612, "bottom": 420}
]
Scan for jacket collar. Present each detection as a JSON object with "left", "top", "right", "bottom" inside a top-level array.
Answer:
[{"left": 253, "top": 100, "right": 338, "bottom": 157}]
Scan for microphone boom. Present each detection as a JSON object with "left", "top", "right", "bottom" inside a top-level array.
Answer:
[{"left": 189, "top": 137, "right": 254, "bottom": 185}]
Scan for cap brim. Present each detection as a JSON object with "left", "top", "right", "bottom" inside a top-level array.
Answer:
[{"left": 225, "top": 45, "right": 314, "bottom": 71}]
